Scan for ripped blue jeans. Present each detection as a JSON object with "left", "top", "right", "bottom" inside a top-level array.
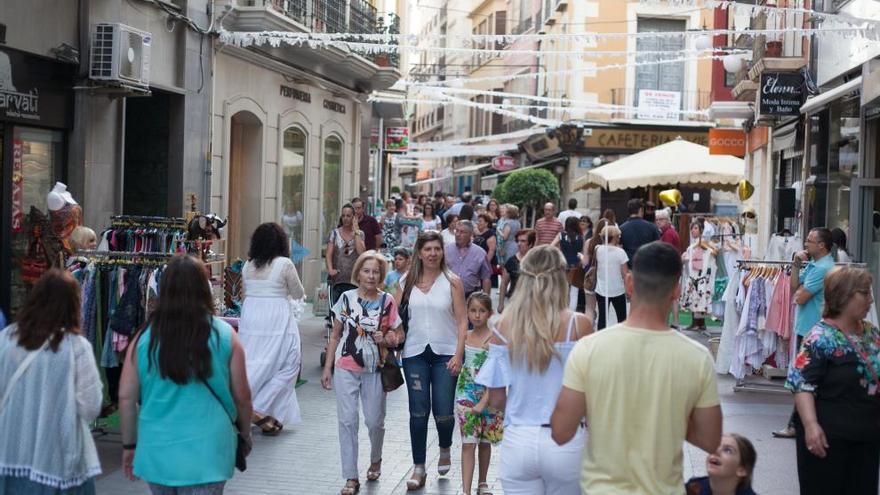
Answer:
[{"left": 403, "top": 345, "right": 457, "bottom": 465}]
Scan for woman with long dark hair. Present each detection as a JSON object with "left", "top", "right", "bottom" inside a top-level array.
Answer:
[
  {"left": 239, "top": 222, "right": 306, "bottom": 434},
  {"left": 0, "top": 270, "right": 102, "bottom": 494},
  {"left": 119, "top": 255, "right": 253, "bottom": 494},
  {"left": 326, "top": 204, "right": 367, "bottom": 286},
  {"left": 553, "top": 216, "right": 586, "bottom": 311},
  {"left": 396, "top": 232, "right": 468, "bottom": 490}
]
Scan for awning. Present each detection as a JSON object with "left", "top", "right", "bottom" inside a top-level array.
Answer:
[
  {"left": 800, "top": 77, "right": 861, "bottom": 115},
  {"left": 772, "top": 120, "right": 798, "bottom": 154},
  {"left": 454, "top": 162, "right": 492, "bottom": 174},
  {"left": 572, "top": 138, "right": 744, "bottom": 192}
]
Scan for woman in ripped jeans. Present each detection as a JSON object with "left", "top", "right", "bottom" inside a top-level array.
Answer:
[{"left": 396, "top": 231, "right": 468, "bottom": 490}]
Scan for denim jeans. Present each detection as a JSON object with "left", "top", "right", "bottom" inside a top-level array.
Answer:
[{"left": 403, "top": 345, "right": 457, "bottom": 465}]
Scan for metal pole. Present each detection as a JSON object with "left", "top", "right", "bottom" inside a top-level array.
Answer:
[{"left": 377, "top": 117, "right": 384, "bottom": 207}]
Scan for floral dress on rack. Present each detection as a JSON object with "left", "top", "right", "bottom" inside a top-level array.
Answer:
[
  {"left": 680, "top": 245, "right": 716, "bottom": 314},
  {"left": 455, "top": 341, "right": 504, "bottom": 444}
]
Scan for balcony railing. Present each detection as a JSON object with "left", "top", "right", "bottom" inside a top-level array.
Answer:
[
  {"left": 609, "top": 88, "right": 711, "bottom": 121},
  {"left": 512, "top": 15, "right": 533, "bottom": 35}
]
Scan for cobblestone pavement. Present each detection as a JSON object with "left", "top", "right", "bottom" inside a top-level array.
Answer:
[{"left": 95, "top": 309, "right": 799, "bottom": 494}]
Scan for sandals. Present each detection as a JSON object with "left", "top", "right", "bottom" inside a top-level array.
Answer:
[
  {"left": 406, "top": 466, "right": 426, "bottom": 491},
  {"left": 253, "top": 415, "right": 283, "bottom": 436},
  {"left": 477, "top": 482, "right": 493, "bottom": 495},
  {"left": 340, "top": 479, "right": 360, "bottom": 495},
  {"left": 366, "top": 459, "right": 382, "bottom": 481},
  {"left": 438, "top": 448, "right": 452, "bottom": 476}
]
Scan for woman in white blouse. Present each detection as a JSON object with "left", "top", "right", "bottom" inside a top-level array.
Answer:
[
  {"left": 396, "top": 231, "right": 468, "bottom": 490},
  {"left": 593, "top": 225, "right": 630, "bottom": 330}
]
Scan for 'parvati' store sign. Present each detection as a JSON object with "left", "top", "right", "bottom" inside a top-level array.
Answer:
[{"left": 584, "top": 129, "right": 708, "bottom": 151}]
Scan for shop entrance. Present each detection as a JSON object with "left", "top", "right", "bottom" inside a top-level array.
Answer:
[
  {"left": 228, "top": 111, "right": 264, "bottom": 261},
  {"left": 851, "top": 179, "right": 880, "bottom": 304}
]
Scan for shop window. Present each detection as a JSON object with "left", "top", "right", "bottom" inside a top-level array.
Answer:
[
  {"left": 9, "top": 127, "right": 63, "bottom": 312},
  {"left": 826, "top": 95, "right": 860, "bottom": 233},
  {"left": 322, "top": 136, "right": 343, "bottom": 246},
  {"left": 805, "top": 111, "right": 829, "bottom": 231},
  {"left": 282, "top": 127, "right": 306, "bottom": 270},
  {"left": 634, "top": 18, "right": 686, "bottom": 112}
]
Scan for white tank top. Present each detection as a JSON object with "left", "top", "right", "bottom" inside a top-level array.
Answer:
[{"left": 402, "top": 273, "right": 459, "bottom": 358}]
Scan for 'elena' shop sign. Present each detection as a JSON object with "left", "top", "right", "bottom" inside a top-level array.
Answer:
[{"left": 759, "top": 72, "right": 804, "bottom": 117}]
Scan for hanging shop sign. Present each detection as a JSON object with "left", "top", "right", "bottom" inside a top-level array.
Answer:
[
  {"left": 0, "top": 47, "right": 73, "bottom": 128},
  {"left": 708, "top": 128, "right": 746, "bottom": 156},
  {"left": 583, "top": 129, "right": 708, "bottom": 151},
  {"left": 491, "top": 155, "right": 517, "bottom": 172},
  {"left": 385, "top": 127, "right": 409, "bottom": 151},
  {"left": 759, "top": 72, "right": 804, "bottom": 117},
  {"left": 637, "top": 90, "right": 682, "bottom": 121}
]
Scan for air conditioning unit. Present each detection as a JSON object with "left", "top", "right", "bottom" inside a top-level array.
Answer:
[{"left": 89, "top": 23, "right": 151, "bottom": 88}]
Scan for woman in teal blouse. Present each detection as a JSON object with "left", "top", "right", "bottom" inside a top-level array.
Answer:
[{"left": 119, "top": 255, "right": 253, "bottom": 494}]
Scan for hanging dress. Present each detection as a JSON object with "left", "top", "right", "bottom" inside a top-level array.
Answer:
[
  {"left": 239, "top": 256, "right": 305, "bottom": 425},
  {"left": 680, "top": 244, "right": 716, "bottom": 314}
]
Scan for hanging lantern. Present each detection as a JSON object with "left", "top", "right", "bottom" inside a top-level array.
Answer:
[
  {"left": 723, "top": 53, "right": 746, "bottom": 73},
  {"left": 659, "top": 189, "right": 682, "bottom": 208},
  {"left": 737, "top": 180, "right": 755, "bottom": 201},
  {"left": 695, "top": 34, "right": 713, "bottom": 51}
]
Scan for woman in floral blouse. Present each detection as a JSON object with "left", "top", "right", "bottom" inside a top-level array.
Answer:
[{"left": 785, "top": 267, "right": 880, "bottom": 495}]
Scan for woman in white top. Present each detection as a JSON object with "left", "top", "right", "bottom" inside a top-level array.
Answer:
[
  {"left": 441, "top": 214, "right": 459, "bottom": 246},
  {"left": 240, "top": 222, "right": 306, "bottom": 435},
  {"left": 0, "top": 270, "right": 102, "bottom": 494},
  {"left": 475, "top": 246, "right": 592, "bottom": 494},
  {"left": 593, "top": 225, "right": 629, "bottom": 330},
  {"left": 422, "top": 203, "right": 442, "bottom": 232},
  {"left": 395, "top": 231, "right": 468, "bottom": 490}
]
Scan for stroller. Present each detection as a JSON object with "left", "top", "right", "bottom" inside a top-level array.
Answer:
[{"left": 320, "top": 281, "right": 358, "bottom": 368}]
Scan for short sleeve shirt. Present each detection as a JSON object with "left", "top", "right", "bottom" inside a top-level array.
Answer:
[
  {"left": 534, "top": 217, "right": 563, "bottom": 245},
  {"left": 332, "top": 290, "right": 402, "bottom": 373},
  {"left": 563, "top": 324, "right": 719, "bottom": 494},
  {"left": 794, "top": 254, "right": 835, "bottom": 337},
  {"left": 595, "top": 245, "right": 629, "bottom": 297},
  {"left": 358, "top": 214, "right": 382, "bottom": 250}
]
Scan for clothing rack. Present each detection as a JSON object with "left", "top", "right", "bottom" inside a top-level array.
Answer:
[{"left": 110, "top": 214, "right": 187, "bottom": 226}]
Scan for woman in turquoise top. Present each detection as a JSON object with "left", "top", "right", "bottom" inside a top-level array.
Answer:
[{"left": 119, "top": 255, "right": 253, "bottom": 494}]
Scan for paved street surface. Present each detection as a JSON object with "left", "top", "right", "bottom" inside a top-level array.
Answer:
[{"left": 96, "top": 308, "right": 799, "bottom": 494}]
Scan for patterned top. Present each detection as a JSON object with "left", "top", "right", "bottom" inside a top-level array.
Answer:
[
  {"left": 786, "top": 320, "right": 880, "bottom": 441},
  {"left": 332, "top": 290, "right": 402, "bottom": 373}
]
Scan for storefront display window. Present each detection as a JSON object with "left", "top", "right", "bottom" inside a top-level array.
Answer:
[
  {"left": 322, "top": 136, "right": 343, "bottom": 245},
  {"left": 826, "top": 95, "right": 860, "bottom": 233},
  {"left": 282, "top": 128, "right": 306, "bottom": 270},
  {"left": 9, "top": 127, "right": 63, "bottom": 312},
  {"left": 805, "top": 111, "right": 828, "bottom": 232}
]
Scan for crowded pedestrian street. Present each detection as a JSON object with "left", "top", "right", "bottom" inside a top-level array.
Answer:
[{"left": 3, "top": 0, "right": 880, "bottom": 494}]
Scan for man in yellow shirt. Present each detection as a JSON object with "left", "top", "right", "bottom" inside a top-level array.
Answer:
[{"left": 551, "top": 241, "right": 722, "bottom": 494}]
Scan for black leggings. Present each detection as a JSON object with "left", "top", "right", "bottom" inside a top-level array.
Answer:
[
  {"left": 796, "top": 425, "right": 880, "bottom": 494},
  {"left": 596, "top": 294, "right": 627, "bottom": 330}
]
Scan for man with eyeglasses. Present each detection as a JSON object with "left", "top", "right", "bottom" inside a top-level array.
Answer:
[{"left": 774, "top": 227, "right": 835, "bottom": 439}]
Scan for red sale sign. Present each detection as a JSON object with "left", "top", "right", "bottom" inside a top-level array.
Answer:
[
  {"left": 491, "top": 155, "right": 516, "bottom": 172},
  {"left": 11, "top": 140, "right": 23, "bottom": 232}
]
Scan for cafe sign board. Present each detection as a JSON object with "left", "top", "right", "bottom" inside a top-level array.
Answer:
[
  {"left": 759, "top": 72, "right": 804, "bottom": 117},
  {"left": 491, "top": 155, "right": 517, "bottom": 172},
  {"left": 582, "top": 129, "right": 708, "bottom": 152}
]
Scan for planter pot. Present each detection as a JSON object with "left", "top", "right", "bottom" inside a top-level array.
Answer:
[{"left": 765, "top": 41, "right": 783, "bottom": 57}]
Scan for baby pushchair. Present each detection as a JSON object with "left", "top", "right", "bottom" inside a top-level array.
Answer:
[{"left": 319, "top": 281, "right": 358, "bottom": 367}]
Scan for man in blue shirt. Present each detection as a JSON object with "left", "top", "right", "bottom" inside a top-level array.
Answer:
[
  {"left": 774, "top": 227, "right": 834, "bottom": 439},
  {"left": 620, "top": 198, "right": 660, "bottom": 269}
]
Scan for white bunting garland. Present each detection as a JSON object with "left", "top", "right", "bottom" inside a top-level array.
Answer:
[{"left": 406, "top": 128, "right": 546, "bottom": 149}]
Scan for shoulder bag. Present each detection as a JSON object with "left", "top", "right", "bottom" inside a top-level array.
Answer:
[
  {"left": 378, "top": 293, "right": 405, "bottom": 392},
  {"left": 201, "top": 377, "right": 249, "bottom": 472}
]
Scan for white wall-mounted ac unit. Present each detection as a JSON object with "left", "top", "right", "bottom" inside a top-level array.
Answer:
[{"left": 89, "top": 23, "right": 152, "bottom": 88}]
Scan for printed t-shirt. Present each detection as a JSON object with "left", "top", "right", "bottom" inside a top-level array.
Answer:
[
  {"left": 332, "top": 289, "right": 402, "bottom": 373},
  {"left": 563, "top": 323, "right": 720, "bottom": 495}
]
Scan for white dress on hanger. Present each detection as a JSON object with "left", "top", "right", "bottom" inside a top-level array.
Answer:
[{"left": 239, "top": 256, "right": 305, "bottom": 425}]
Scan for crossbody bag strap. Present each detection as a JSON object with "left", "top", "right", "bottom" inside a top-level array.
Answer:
[
  {"left": 0, "top": 340, "right": 49, "bottom": 414},
  {"left": 199, "top": 377, "right": 236, "bottom": 428}
]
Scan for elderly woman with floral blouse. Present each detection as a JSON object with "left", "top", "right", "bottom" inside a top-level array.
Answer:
[{"left": 785, "top": 266, "right": 880, "bottom": 495}]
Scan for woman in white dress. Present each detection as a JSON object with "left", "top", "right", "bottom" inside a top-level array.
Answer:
[{"left": 239, "top": 222, "right": 305, "bottom": 435}]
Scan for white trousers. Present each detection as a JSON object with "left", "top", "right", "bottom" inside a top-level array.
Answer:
[
  {"left": 334, "top": 369, "right": 387, "bottom": 479},
  {"left": 569, "top": 285, "right": 580, "bottom": 311},
  {"left": 500, "top": 425, "right": 585, "bottom": 495}
]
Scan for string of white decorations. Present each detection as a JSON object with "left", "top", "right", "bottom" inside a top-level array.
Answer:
[
  {"left": 219, "top": 25, "right": 876, "bottom": 47},
  {"left": 372, "top": 96, "right": 709, "bottom": 119},
  {"left": 407, "top": 128, "right": 546, "bottom": 149},
  {"left": 402, "top": 143, "right": 522, "bottom": 159},
  {"left": 403, "top": 53, "right": 732, "bottom": 87},
  {"left": 644, "top": 0, "right": 880, "bottom": 26}
]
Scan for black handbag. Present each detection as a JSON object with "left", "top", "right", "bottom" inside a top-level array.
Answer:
[
  {"left": 380, "top": 351, "right": 405, "bottom": 392},
  {"left": 201, "top": 378, "right": 249, "bottom": 472}
]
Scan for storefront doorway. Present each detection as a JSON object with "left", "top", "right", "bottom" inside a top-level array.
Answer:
[
  {"left": 851, "top": 179, "right": 880, "bottom": 303},
  {"left": 228, "top": 111, "right": 264, "bottom": 261}
]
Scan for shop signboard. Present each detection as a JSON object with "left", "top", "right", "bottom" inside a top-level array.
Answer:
[
  {"left": 385, "top": 127, "right": 409, "bottom": 151},
  {"left": 637, "top": 90, "right": 681, "bottom": 121},
  {"left": 491, "top": 155, "right": 516, "bottom": 172},
  {"left": 583, "top": 129, "right": 708, "bottom": 151},
  {"left": 11, "top": 140, "right": 23, "bottom": 233},
  {"left": 759, "top": 72, "right": 804, "bottom": 117},
  {"left": 0, "top": 47, "right": 73, "bottom": 128},
  {"left": 708, "top": 129, "right": 746, "bottom": 157}
]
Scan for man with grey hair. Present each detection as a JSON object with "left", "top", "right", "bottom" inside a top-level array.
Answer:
[
  {"left": 444, "top": 220, "right": 492, "bottom": 298},
  {"left": 655, "top": 208, "right": 680, "bottom": 251}
]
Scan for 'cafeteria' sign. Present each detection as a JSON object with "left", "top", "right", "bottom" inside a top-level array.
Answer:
[{"left": 759, "top": 72, "right": 804, "bottom": 117}]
